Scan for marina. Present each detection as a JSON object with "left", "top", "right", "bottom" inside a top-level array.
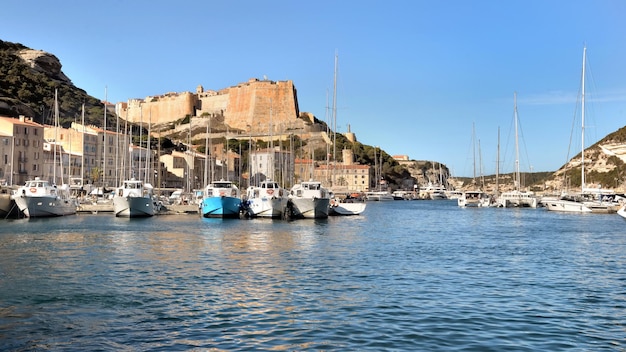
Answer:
[{"left": 1, "top": 200, "right": 624, "bottom": 351}]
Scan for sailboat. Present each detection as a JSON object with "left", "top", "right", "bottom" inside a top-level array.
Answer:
[
  {"left": 496, "top": 92, "right": 539, "bottom": 208},
  {"left": 544, "top": 46, "right": 618, "bottom": 213},
  {"left": 13, "top": 90, "right": 77, "bottom": 217},
  {"left": 113, "top": 107, "right": 156, "bottom": 217},
  {"left": 365, "top": 146, "right": 394, "bottom": 201},
  {"left": 458, "top": 124, "right": 491, "bottom": 208}
]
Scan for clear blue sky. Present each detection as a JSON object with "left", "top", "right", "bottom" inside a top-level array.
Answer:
[{"left": 4, "top": 0, "right": 626, "bottom": 177}]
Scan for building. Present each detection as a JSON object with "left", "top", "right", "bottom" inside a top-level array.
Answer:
[
  {"left": 249, "top": 148, "right": 294, "bottom": 188},
  {"left": 313, "top": 148, "right": 371, "bottom": 192},
  {"left": 0, "top": 116, "right": 45, "bottom": 186}
]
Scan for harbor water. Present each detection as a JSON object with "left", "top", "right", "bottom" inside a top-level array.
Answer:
[{"left": 1, "top": 200, "right": 624, "bottom": 351}]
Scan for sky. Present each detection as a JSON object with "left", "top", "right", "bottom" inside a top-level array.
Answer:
[{"left": 3, "top": 0, "right": 626, "bottom": 177}]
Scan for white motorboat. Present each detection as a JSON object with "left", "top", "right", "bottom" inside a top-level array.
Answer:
[
  {"left": 288, "top": 180, "right": 330, "bottom": 219},
  {"left": 365, "top": 191, "right": 394, "bottom": 201},
  {"left": 244, "top": 180, "right": 289, "bottom": 218},
  {"left": 13, "top": 177, "right": 77, "bottom": 217},
  {"left": 329, "top": 198, "right": 366, "bottom": 216},
  {"left": 457, "top": 190, "right": 492, "bottom": 208},
  {"left": 113, "top": 178, "right": 156, "bottom": 217}
]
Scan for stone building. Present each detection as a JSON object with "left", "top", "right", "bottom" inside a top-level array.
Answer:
[
  {"left": 249, "top": 148, "right": 294, "bottom": 188},
  {"left": 115, "top": 78, "right": 301, "bottom": 134},
  {"left": 313, "top": 148, "right": 371, "bottom": 192},
  {"left": 0, "top": 116, "right": 45, "bottom": 185}
]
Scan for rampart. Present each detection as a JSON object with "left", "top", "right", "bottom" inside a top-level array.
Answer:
[{"left": 115, "top": 78, "right": 301, "bottom": 133}]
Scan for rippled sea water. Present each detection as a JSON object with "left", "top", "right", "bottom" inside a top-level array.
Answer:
[{"left": 0, "top": 200, "right": 624, "bottom": 351}]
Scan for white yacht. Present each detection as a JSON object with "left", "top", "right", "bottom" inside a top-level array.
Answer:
[
  {"left": 244, "top": 180, "right": 289, "bottom": 218},
  {"left": 112, "top": 178, "right": 156, "bottom": 217},
  {"left": 13, "top": 177, "right": 77, "bottom": 217},
  {"left": 288, "top": 180, "right": 330, "bottom": 219},
  {"left": 457, "top": 190, "right": 492, "bottom": 208}
]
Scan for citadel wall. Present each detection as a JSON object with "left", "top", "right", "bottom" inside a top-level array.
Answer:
[{"left": 114, "top": 78, "right": 301, "bottom": 133}]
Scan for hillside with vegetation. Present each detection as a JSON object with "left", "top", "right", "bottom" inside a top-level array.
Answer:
[{"left": 0, "top": 39, "right": 110, "bottom": 127}]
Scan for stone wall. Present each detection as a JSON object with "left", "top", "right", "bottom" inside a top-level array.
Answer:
[{"left": 115, "top": 78, "right": 300, "bottom": 133}]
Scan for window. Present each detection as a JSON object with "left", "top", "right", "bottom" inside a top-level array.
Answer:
[{"left": 15, "top": 139, "right": 20, "bottom": 146}]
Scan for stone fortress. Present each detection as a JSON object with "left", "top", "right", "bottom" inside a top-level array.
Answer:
[{"left": 115, "top": 78, "right": 311, "bottom": 136}]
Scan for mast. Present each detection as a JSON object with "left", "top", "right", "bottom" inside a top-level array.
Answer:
[
  {"left": 103, "top": 86, "right": 107, "bottom": 188},
  {"left": 53, "top": 89, "right": 58, "bottom": 185},
  {"left": 204, "top": 119, "right": 209, "bottom": 186},
  {"left": 478, "top": 139, "right": 484, "bottom": 189},
  {"left": 81, "top": 103, "right": 85, "bottom": 187},
  {"left": 331, "top": 52, "right": 338, "bottom": 187},
  {"left": 514, "top": 91, "right": 520, "bottom": 191},
  {"left": 139, "top": 104, "right": 143, "bottom": 182},
  {"left": 496, "top": 126, "right": 500, "bottom": 197},
  {"left": 581, "top": 46, "right": 586, "bottom": 191},
  {"left": 115, "top": 101, "right": 120, "bottom": 186},
  {"left": 147, "top": 109, "right": 152, "bottom": 185},
  {"left": 269, "top": 98, "right": 274, "bottom": 180},
  {"left": 472, "top": 122, "right": 476, "bottom": 183}
]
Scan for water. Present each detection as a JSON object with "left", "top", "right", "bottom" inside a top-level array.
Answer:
[{"left": 1, "top": 201, "right": 624, "bottom": 351}]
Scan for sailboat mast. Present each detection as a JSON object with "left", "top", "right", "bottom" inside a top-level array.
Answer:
[
  {"left": 332, "top": 52, "right": 338, "bottom": 187},
  {"left": 103, "top": 86, "right": 107, "bottom": 188},
  {"left": 147, "top": 110, "right": 152, "bottom": 185},
  {"left": 115, "top": 103, "right": 120, "bottom": 187},
  {"left": 139, "top": 105, "right": 144, "bottom": 183},
  {"left": 581, "top": 46, "right": 586, "bottom": 190},
  {"left": 514, "top": 92, "right": 520, "bottom": 190},
  {"left": 496, "top": 126, "right": 500, "bottom": 196},
  {"left": 81, "top": 104, "right": 85, "bottom": 187},
  {"left": 53, "top": 89, "right": 58, "bottom": 185},
  {"left": 472, "top": 123, "right": 476, "bottom": 181},
  {"left": 204, "top": 120, "right": 209, "bottom": 186}
]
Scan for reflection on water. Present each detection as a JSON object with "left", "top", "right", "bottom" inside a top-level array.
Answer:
[{"left": 0, "top": 204, "right": 625, "bottom": 351}]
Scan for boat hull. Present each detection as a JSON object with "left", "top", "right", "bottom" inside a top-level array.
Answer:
[
  {"left": 113, "top": 196, "right": 155, "bottom": 217},
  {"left": 329, "top": 202, "right": 366, "bottom": 216},
  {"left": 0, "top": 194, "right": 20, "bottom": 218},
  {"left": 289, "top": 197, "right": 330, "bottom": 219},
  {"left": 618, "top": 205, "right": 626, "bottom": 219},
  {"left": 201, "top": 196, "right": 241, "bottom": 218},
  {"left": 544, "top": 199, "right": 592, "bottom": 213},
  {"left": 496, "top": 192, "right": 539, "bottom": 208},
  {"left": 246, "top": 197, "right": 288, "bottom": 218},
  {"left": 14, "top": 195, "right": 77, "bottom": 217},
  {"left": 458, "top": 191, "right": 491, "bottom": 208}
]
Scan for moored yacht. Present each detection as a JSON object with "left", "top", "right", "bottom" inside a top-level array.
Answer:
[
  {"left": 200, "top": 179, "right": 241, "bottom": 218},
  {"left": 13, "top": 177, "right": 77, "bottom": 217},
  {"left": 457, "top": 190, "right": 492, "bottom": 208},
  {"left": 288, "top": 180, "right": 330, "bottom": 219},
  {"left": 244, "top": 180, "right": 289, "bottom": 218},
  {"left": 112, "top": 178, "right": 156, "bottom": 217}
]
